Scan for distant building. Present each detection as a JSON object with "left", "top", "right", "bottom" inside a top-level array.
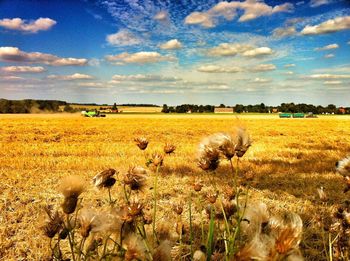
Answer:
[
  {"left": 272, "top": 108, "right": 278, "bottom": 113},
  {"left": 339, "top": 107, "right": 346, "bottom": 114},
  {"left": 214, "top": 107, "right": 234, "bottom": 113}
]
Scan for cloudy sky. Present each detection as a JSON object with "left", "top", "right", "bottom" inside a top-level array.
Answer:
[{"left": 0, "top": 0, "right": 349, "bottom": 106}]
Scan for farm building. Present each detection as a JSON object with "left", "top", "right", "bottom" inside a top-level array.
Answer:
[{"left": 214, "top": 107, "right": 234, "bottom": 113}]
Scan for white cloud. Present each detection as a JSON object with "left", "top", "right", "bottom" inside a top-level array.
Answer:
[
  {"left": 283, "top": 71, "right": 294, "bottom": 75},
  {"left": 111, "top": 74, "right": 178, "bottom": 82},
  {"left": 324, "top": 80, "right": 342, "bottom": 85},
  {"left": 242, "top": 47, "right": 273, "bottom": 57},
  {"left": 284, "top": 63, "right": 296, "bottom": 68},
  {"left": 88, "top": 58, "right": 100, "bottom": 67},
  {"left": 197, "top": 65, "right": 242, "bottom": 73},
  {"left": 324, "top": 54, "right": 335, "bottom": 59},
  {"left": 105, "top": 51, "right": 176, "bottom": 64},
  {"left": 272, "top": 26, "right": 297, "bottom": 38},
  {"left": 310, "top": 0, "right": 333, "bottom": 7},
  {"left": 106, "top": 29, "right": 141, "bottom": 46},
  {"left": 78, "top": 82, "right": 104, "bottom": 87},
  {"left": 47, "top": 73, "right": 93, "bottom": 81},
  {"left": 1, "top": 66, "right": 45, "bottom": 73},
  {"left": 0, "top": 17, "right": 56, "bottom": 33},
  {"left": 314, "top": 43, "right": 339, "bottom": 51},
  {"left": 252, "top": 77, "right": 271, "bottom": 83},
  {"left": 0, "top": 46, "right": 88, "bottom": 66},
  {"left": 308, "top": 74, "right": 350, "bottom": 79},
  {"left": 160, "top": 39, "right": 182, "bottom": 50},
  {"left": 301, "top": 16, "right": 350, "bottom": 35},
  {"left": 184, "top": 1, "right": 294, "bottom": 28},
  {"left": 154, "top": 11, "right": 168, "bottom": 21},
  {"left": 250, "top": 64, "right": 276, "bottom": 72},
  {"left": 207, "top": 43, "right": 273, "bottom": 57}
]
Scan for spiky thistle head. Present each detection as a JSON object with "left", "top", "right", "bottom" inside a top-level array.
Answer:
[
  {"left": 123, "top": 235, "right": 146, "bottom": 261},
  {"left": 164, "top": 143, "right": 176, "bottom": 155},
  {"left": 151, "top": 152, "right": 164, "bottom": 167},
  {"left": 134, "top": 137, "right": 149, "bottom": 150},
  {"left": 234, "top": 127, "right": 252, "bottom": 158},
  {"left": 124, "top": 166, "right": 148, "bottom": 191},
  {"left": 210, "top": 132, "right": 237, "bottom": 160},
  {"left": 268, "top": 212, "right": 303, "bottom": 255},
  {"left": 197, "top": 139, "right": 220, "bottom": 171},
  {"left": 336, "top": 156, "right": 350, "bottom": 177},
  {"left": 92, "top": 168, "right": 117, "bottom": 189},
  {"left": 58, "top": 175, "right": 86, "bottom": 214},
  {"left": 42, "top": 206, "right": 63, "bottom": 238}
]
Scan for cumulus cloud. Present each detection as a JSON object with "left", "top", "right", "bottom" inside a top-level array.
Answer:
[
  {"left": 301, "top": 16, "right": 350, "bottom": 35},
  {"left": 47, "top": 73, "right": 93, "bottom": 81},
  {"left": 111, "top": 74, "right": 178, "bottom": 82},
  {"left": 310, "top": 0, "right": 333, "bottom": 7},
  {"left": 250, "top": 64, "right": 276, "bottom": 72},
  {"left": 106, "top": 29, "right": 141, "bottom": 46},
  {"left": 283, "top": 71, "right": 294, "bottom": 75},
  {"left": 324, "top": 80, "right": 342, "bottom": 85},
  {"left": 207, "top": 43, "right": 273, "bottom": 57},
  {"left": 252, "top": 77, "right": 271, "bottom": 83},
  {"left": 284, "top": 63, "right": 296, "bottom": 68},
  {"left": 242, "top": 47, "right": 273, "bottom": 57},
  {"left": 0, "top": 46, "right": 88, "bottom": 66},
  {"left": 1, "top": 66, "right": 45, "bottom": 73},
  {"left": 154, "top": 11, "right": 168, "bottom": 21},
  {"left": 0, "top": 17, "right": 56, "bottom": 33},
  {"left": 272, "top": 26, "right": 297, "bottom": 38},
  {"left": 78, "top": 82, "right": 104, "bottom": 87},
  {"left": 105, "top": 51, "right": 175, "bottom": 64},
  {"left": 308, "top": 74, "right": 350, "bottom": 79},
  {"left": 197, "top": 65, "right": 242, "bottom": 73},
  {"left": 314, "top": 43, "right": 339, "bottom": 51},
  {"left": 184, "top": 0, "right": 294, "bottom": 28},
  {"left": 324, "top": 54, "right": 335, "bottom": 59},
  {"left": 159, "top": 39, "right": 182, "bottom": 50}
]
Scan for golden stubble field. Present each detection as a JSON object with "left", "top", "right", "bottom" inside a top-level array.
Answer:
[{"left": 1, "top": 113, "right": 350, "bottom": 260}]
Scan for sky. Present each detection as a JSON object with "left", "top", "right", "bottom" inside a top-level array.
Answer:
[{"left": 0, "top": 0, "right": 349, "bottom": 106}]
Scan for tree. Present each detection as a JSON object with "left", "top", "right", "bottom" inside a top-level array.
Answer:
[
  {"left": 161, "top": 104, "right": 169, "bottom": 113},
  {"left": 112, "top": 103, "right": 117, "bottom": 110}
]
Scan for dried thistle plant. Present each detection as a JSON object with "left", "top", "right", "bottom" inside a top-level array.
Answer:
[
  {"left": 42, "top": 206, "right": 63, "bottom": 238},
  {"left": 58, "top": 175, "right": 86, "bottom": 214},
  {"left": 134, "top": 137, "right": 149, "bottom": 150},
  {"left": 92, "top": 168, "right": 117, "bottom": 189},
  {"left": 124, "top": 166, "right": 148, "bottom": 191},
  {"left": 234, "top": 127, "right": 252, "bottom": 158},
  {"left": 164, "top": 143, "right": 176, "bottom": 155},
  {"left": 337, "top": 156, "right": 350, "bottom": 177}
]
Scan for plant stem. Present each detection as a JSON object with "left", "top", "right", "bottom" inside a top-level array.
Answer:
[
  {"left": 66, "top": 215, "right": 76, "bottom": 261},
  {"left": 189, "top": 194, "right": 193, "bottom": 260},
  {"left": 153, "top": 165, "right": 160, "bottom": 244},
  {"left": 108, "top": 188, "right": 113, "bottom": 205}
]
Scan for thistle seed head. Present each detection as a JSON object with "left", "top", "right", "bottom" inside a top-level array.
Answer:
[
  {"left": 164, "top": 143, "right": 176, "bottom": 155},
  {"left": 134, "top": 137, "right": 149, "bottom": 150},
  {"left": 92, "top": 168, "right": 117, "bottom": 189}
]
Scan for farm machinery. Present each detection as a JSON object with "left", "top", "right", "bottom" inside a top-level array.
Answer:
[{"left": 81, "top": 110, "right": 106, "bottom": 117}]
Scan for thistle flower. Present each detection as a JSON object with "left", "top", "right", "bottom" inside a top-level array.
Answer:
[
  {"left": 211, "top": 132, "right": 237, "bottom": 159},
  {"left": 240, "top": 202, "right": 270, "bottom": 237},
  {"left": 234, "top": 234, "right": 268, "bottom": 261},
  {"left": 172, "top": 203, "right": 183, "bottom": 215},
  {"left": 92, "top": 168, "right": 117, "bottom": 189},
  {"left": 124, "top": 166, "right": 148, "bottom": 191},
  {"left": 128, "top": 198, "right": 144, "bottom": 218},
  {"left": 269, "top": 212, "right": 303, "bottom": 256},
  {"left": 134, "top": 137, "right": 149, "bottom": 150},
  {"left": 337, "top": 156, "right": 350, "bottom": 177},
  {"left": 151, "top": 152, "right": 164, "bottom": 167},
  {"left": 206, "top": 192, "right": 218, "bottom": 204},
  {"left": 164, "top": 143, "right": 176, "bottom": 155},
  {"left": 234, "top": 127, "right": 252, "bottom": 158},
  {"left": 123, "top": 235, "right": 146, "bottom": 261},
  {"left": 58, "top": 175, "right": 86, "bottom": 214},
  {"left": 193, "top": 180, "right": 203, "bottom": 192},
  {"left": 42, "top": 206, "right": 63, "bottom": 238}
]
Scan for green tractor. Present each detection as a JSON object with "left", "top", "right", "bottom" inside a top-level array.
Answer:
[{"left": 81, "top": 110, "right": 106, "bottom": 117}]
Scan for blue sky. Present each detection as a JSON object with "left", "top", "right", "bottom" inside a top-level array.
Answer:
[{"left": 0, "top": 0, "right": 349, "bottom": 106}]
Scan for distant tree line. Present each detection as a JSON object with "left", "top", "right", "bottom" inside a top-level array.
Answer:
[
  {"left": 0, "top": 99, "right": 66, "bottom": 113},
  {"left": 0, "top": 99, "right": 349, "bottom": 114},
  {"left": 162, "top": 103, "right": 350, "bottom": 114}
]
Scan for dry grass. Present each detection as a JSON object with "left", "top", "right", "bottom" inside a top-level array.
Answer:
[{"left": 0, "top": 113, "right": 350, "bottom": 260}]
